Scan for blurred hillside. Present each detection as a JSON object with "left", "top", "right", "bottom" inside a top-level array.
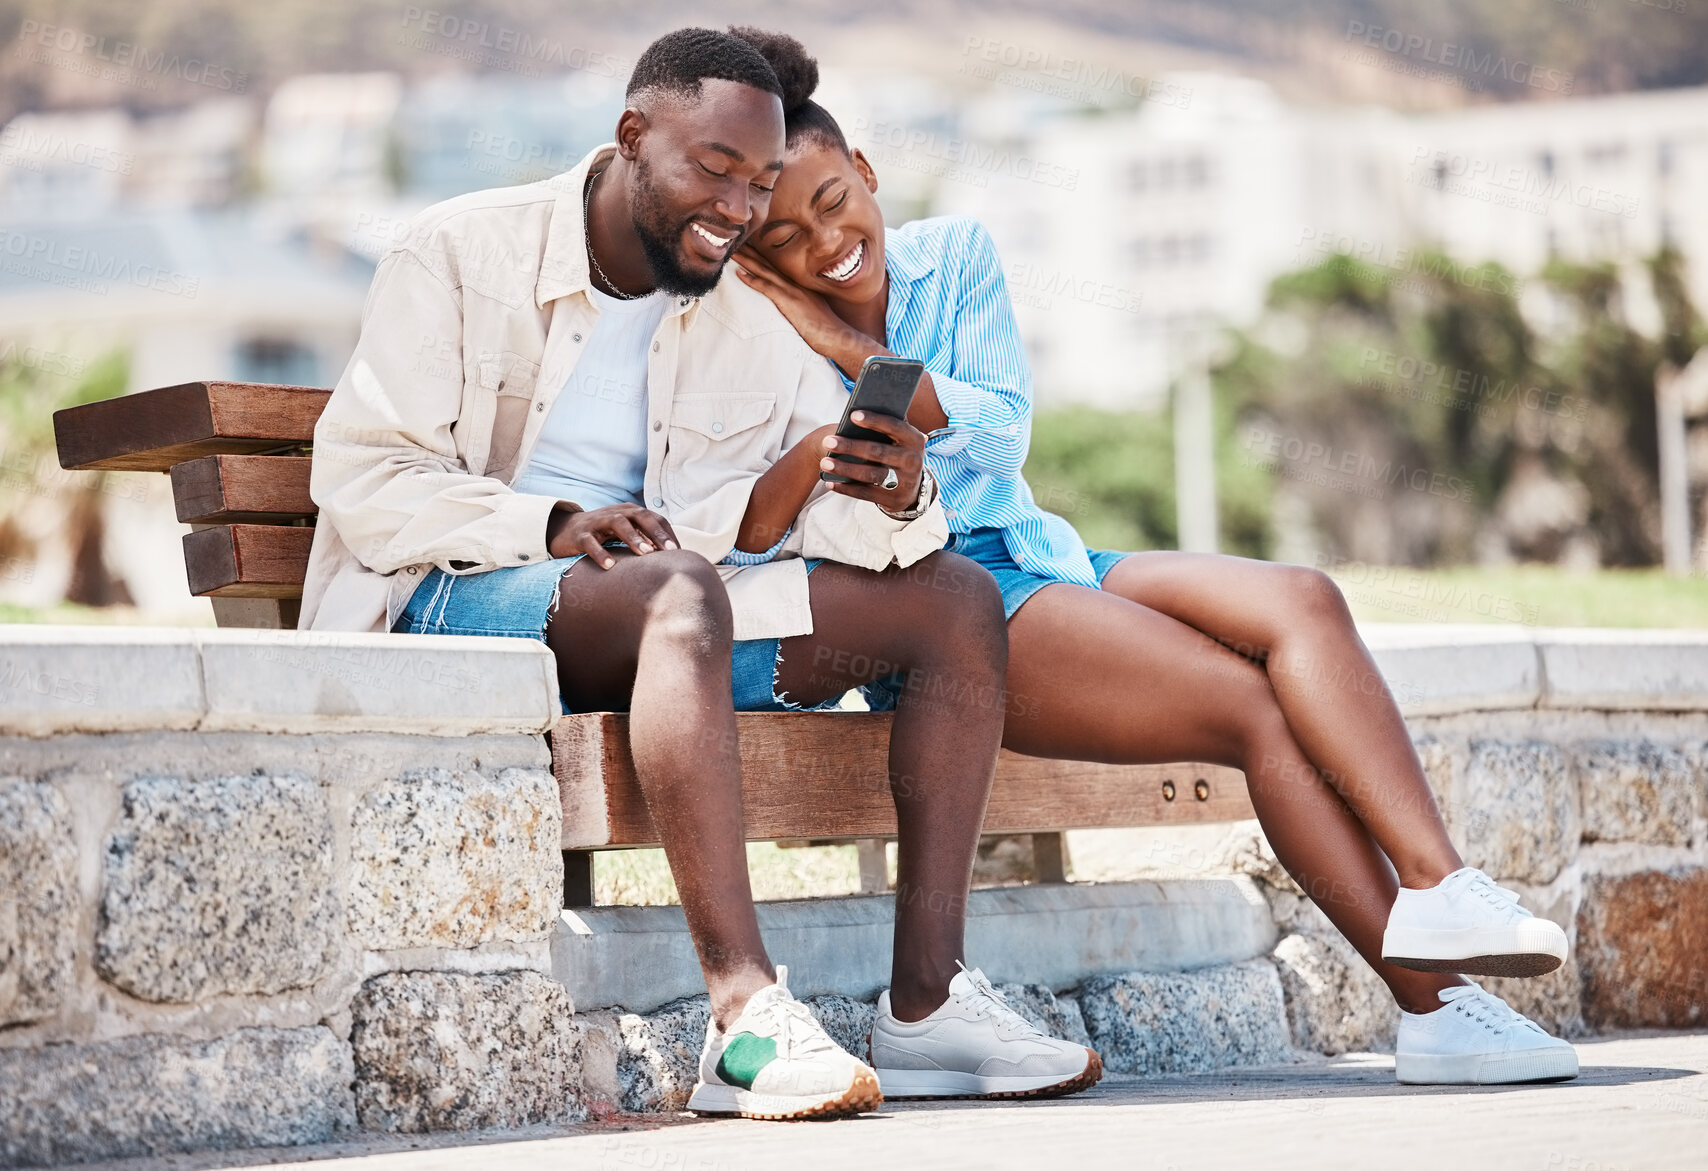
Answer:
[{"left": 5, "top": 0, "right": 1708, "bottom": 124}]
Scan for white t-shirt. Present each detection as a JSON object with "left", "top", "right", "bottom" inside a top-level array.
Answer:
[{"left": 511, "top": 286, "right": 668, "bottom": 511}]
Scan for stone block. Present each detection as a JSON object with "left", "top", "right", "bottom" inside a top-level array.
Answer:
[
  {"left": 1270, "top": 932, "right": 1397, "bottom": 1055},
  {"left": 1361, "top": 625, "right": 1541, "bottom": 717},
  {"left": 349, "top": 768, "right": 561, "bottom": 952},
  {"left": 1537, "top": 629, "right": 1708, "bottom": 711},
  {"left": 0, "top": 627, "right": 203, "bottom": 735},
  {"left": 0, "top": 1026, "right": 354, "bottom": 1166},
  {"left": 1459, "top": 741, "right": 1577, "bottom": 885},
  {"left": 196, "top": 629, "right": 560, "bottom": 735},
  {"left": 351, "top": 969, "right": 582, "bottom": 1132},
  {"left": 994, "top": 982, "right": 1094, "bottom": 1049},
  {"left": 96, "top": 774, "right": 337, "bottom": 1003},
  {"left": 615, "top": 994, "right": 711, "bottom": 1113},
  {"left": 1575, "top": 740, "right": 1695, "bottom": 846},
  {"left": 1577, "top": 868, "right": 1708, "bottom": 1030},
  {"left": 1412, "top": 737, "right": 1460, "bottom": 837},
  {"left": 0, "top": 779, "right": 77, "bottom": 1026},
  {"left": 1079, "top": 960, "right": 1294, "bottom": 1076}
]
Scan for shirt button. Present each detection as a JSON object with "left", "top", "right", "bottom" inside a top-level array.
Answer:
[
  {"left": 680, "top": 298, "right": 691, "bottom": 307},
  {"left": 406, "top": 566, "right": 418, "bottom": 574},
  {"left": 649, "top": 496, "right": 662, "bottom": 508},
  {"left": 711, "top": 421, "right": 724, "bottom": 434},
  {"left": 535, "top": 402, "right": 545, "bottom": 411},
  {"left": 572, "top": 332, "right": 583, "bottom": 342},
  {"left": 652, "top": 420, "right": 662, "bottom": 432},
  {"left": 651, "top": 341, "right": 660, "bottom": 353},
  {"left": 519, "top": 553, "right": 530, "bottom": 561}
]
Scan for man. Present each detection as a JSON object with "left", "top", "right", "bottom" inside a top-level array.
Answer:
[{"left": 301, "top": 27, "right": 1100, "bottom": 1120}]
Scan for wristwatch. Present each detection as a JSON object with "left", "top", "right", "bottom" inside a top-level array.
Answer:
[{"left": 879, "top": 466, "right": 937, "bottom": 522}]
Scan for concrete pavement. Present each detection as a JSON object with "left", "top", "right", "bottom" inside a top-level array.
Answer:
[{"left": 79, "top": 1032, "right": 1707, "bottom": 1171}]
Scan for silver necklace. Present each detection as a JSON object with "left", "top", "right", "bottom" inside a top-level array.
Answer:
[{"left": 584, "top": 167, "right": 643, "bottom": 300}]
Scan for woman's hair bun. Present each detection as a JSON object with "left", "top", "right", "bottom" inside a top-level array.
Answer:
[{"left": 728, "top": 26, "right": 818, "bottom": 112}]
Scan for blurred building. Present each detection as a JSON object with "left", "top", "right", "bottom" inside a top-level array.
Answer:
[{"left": 932, "top": 75, "right": 1708, "bottom": 409}]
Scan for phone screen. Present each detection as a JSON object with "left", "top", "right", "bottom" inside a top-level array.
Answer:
[{"left": 821, "top": 357, "right": 924, "bottom": 484}]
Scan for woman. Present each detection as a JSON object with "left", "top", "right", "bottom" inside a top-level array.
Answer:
[{"left": 725, "top": 27, "right": 1578, "bottom": 1091}]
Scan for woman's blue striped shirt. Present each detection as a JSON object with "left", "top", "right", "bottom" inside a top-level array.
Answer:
[{"left": 842, "top": 215, "right": 1099, "bottom": 587}]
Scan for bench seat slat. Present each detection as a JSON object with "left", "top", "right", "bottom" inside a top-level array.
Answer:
[
  {"left": 172, "top": 454, "right": 317, "bottom": 524},
  {"left": 182, "top": 524, "right": 313, "bottom": 598},
  {"left": 54, "top": 381, "right": 329, "bottom": 471},
  {"left": 553, "top": 711, "right": 1252, "bottom": 849}
]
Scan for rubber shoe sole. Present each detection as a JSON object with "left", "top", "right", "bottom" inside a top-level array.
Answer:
[
  {"left": 1395, "top": 1046, "right": 1579, "bottom": 1085},
  {"left": 686, "top": 1069, "right": 882, "bottom": 1120},
  {"left": 1383, "top": 923, "right": 1567, "bottom": 977},
  {"left": 876, "top": 1048, "right": 1103, "bottom": 1100}
]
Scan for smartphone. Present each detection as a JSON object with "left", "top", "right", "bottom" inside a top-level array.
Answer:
[{"left": 819, "top": 356, "right": 925, "bottom": 484}]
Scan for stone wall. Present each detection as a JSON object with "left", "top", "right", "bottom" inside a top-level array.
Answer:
[
  {"left": 0, "top": 629, "right": 577, "bottom": 1167},
  {"left": 2, "top": 625, "right": 1706, "bottom": 1160}
]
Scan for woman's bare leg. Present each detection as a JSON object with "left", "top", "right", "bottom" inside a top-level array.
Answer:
[
  {"left": 1099, "top": 553, "right": 1462, "bottom": 888},
  {"left": 1001, "top": 580, "right": 1464, "bottom": 1014},
  {"left": 773, "top": 553, "right": 1009, "bottom": 1022}
]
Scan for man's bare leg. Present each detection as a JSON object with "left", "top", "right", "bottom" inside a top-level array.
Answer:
[
  {"left": 546, "top": 549, "right": 771, "bottom": 1029},
  {"left": 771, "top": 553, "right": 1009, "bottom": 1022}
]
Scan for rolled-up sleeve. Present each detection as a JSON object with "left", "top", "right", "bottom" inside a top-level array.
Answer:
[
  {"left": 310, "top": 249, "right": 556, "bottom": 576},
  {"left": 923, "top": 222, "right": 1032, "bottom": 478}
]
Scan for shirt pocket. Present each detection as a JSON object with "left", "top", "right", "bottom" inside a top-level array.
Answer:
[
  {"left": 663, "top": 392, "right": 776, "bottom": 503},
  {"left": 475, "top": 351, "right": 542, "bottom": 480}
]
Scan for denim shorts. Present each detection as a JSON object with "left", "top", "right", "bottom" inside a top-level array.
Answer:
[
  {"left": 947, "top": 527, "right": 1131, "bottom": 621},
  {"left": 860, "top": 527, "right": 1132, "bottom": 712},
  {"left": 392, "top": 553, "right": 838, "bottom": 715}
]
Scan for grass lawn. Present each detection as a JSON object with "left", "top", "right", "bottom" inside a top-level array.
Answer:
[
  {"left": 595, "top": 842, "right": 876, "bottom": 906},
  {"left": 1327, "top": 565, "right": 1708, "bottom": 629}
]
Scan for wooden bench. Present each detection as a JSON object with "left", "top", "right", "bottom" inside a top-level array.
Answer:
[{"left": 55, "top": 381, "right": 1255, "bottom": 905}]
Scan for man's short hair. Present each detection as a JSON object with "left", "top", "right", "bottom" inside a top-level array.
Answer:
[{"left": 626, "top": 27, "right": 783, "bottom": 105}]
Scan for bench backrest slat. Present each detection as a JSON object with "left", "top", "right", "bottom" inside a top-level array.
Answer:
[
  {"left": 171, "top": 454, "right": 316, "bottom": 525},
  {"left": 54, "top": 381, "right": 329, "bottom": 472},
  {"left": 183, "top": 524, "right": 314, "bottom": 598}
]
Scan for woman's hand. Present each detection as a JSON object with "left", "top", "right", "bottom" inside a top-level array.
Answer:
[
  {"left": 546, "top": 503, "right": 678, "bottom": 569},
  {"left": 819, "top": 411, "right": 927, "bottom": 511},
  {"left": 733, "top": 247, "right": 873, "bottom": 364}
]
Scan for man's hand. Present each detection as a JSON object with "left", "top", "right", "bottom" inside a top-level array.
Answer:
[
  {"left": 818, "top": 411, "right": 927, "bottom": 511},
  {"left": 547, "top": 503, "right": 679, "bottom": 569}
]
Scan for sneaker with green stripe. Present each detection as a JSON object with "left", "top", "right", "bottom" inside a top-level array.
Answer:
[{"left": 687, "top": 966, "right": 882, "bottom": 1120}]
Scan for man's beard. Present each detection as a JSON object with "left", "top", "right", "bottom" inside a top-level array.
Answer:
[{"left": 628, "top": 155, "right": 740, "bottom": 298}]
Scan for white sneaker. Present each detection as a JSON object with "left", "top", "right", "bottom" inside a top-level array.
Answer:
[
  {"left": 869, "top": 964, "right": 1102, "bottom": 1099},
  {"left": 686, "top": 966, "right": 882, "bottom": 1120},
  {"left": 1383, "top": 867, "right": 1568, "bottom": 977},
  {"left": 1395, "top": 984, "right": 1579, "bottom": 1084}
]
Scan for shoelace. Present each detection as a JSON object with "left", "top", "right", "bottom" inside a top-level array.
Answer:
[
  {"left": 746, "top": 966, "right": 837, "bottom": 1058},
  {"left": 954, "top": 962, "right": 1044, "bottom": 1039},
  {"left": 1455, "top": 869, "right": 1533, "bottom": 922},
  {"left": 1438, "top": 985, "right": 1545, "bottom": 1037}
]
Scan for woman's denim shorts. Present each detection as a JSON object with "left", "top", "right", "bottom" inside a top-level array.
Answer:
[
  {"left": 860, "top": 527, "right": 1131, "bottom": 713},
  {"left": 392, "top": 553, "right": 838, "bottom": 715},
  {"left": 947, "top": 527, "right": 1131, "bottom": 621}
]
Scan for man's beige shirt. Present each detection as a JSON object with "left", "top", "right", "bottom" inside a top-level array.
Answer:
[{"left": 301, "top": 144, "right": 947, "bottom": 638}]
